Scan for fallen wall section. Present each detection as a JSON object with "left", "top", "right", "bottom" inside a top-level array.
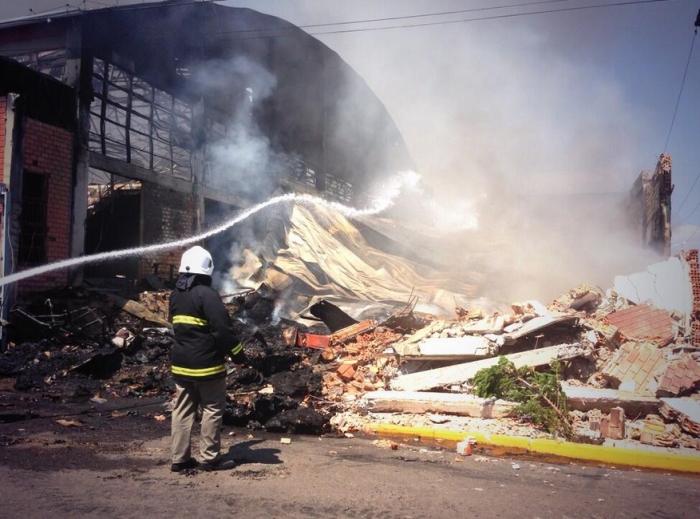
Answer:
[{"left": 391, "top": 342, "right": 588, "bottom": 392}]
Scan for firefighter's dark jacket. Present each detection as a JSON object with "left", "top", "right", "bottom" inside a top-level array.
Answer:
[{"left": 169, "top": 274, "right": 244, "bottom": 381}]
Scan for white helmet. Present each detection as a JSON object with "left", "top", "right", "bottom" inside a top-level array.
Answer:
[{"left": 179, "top": 246, "right": 214, "bottom": 276}]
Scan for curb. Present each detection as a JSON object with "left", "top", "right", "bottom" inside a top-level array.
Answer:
[{"left": 366, "top": 423, "right": 700, "bottom": 474}]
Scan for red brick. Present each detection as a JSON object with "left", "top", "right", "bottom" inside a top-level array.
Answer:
[
  {"left": 17, "top": 117, "right": 74, "bottom": 296},
  {"left": 605, "top": 305, "right": 674, "bottom": 345},
  {"left": 337, "top": 363, "right": 356, "bottom": 382},
  {"left": 657, "top": 354, "right": 700, "bottom": 396}
]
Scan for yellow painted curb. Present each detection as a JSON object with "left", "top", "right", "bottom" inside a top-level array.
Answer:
[{"left": 367, "top": 423, "right": 700, "bottom": 474}]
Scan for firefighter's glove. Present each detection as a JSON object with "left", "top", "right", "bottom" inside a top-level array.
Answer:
[{"left": 228, "top": 342, "right": 247, "bottom": 364}]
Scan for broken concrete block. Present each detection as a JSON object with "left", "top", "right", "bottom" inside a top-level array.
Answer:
[
  {"left": 560, "top": 382, "right": 660, "bottom": 416},
  {"left": 614, "top": 257, "right": 693, "bottom": 317},
  {"left": 659, "top": 398, "right": 700, "bottom": 436},
  {"left": 581, "top": 319, "right": 621, "bottom": 347},
  {"left": 484, "top": 333, "right": 506, "bottom": 347},
  {"left": 601, "top": 342, "right": 668, "bottom": 396},
  {"left": 456, "top": 438, "right": 476, "bottom": 456},
  {"left": 361, "top": 391, "right": 516, "bottom": 418},
  {"left": 391, "top": 343, "right": 588, "bottom": 392},
  {"left": 504, "top": 322, "right": 523, "bottom": 333},
  {"left": 512, "top": 301, "right": 547, "bottom": 316},
  {"left": 415, "top": 336, "right": 495, "bottom": 360},
  {"left": 462, "top": 315, "right": 505, "bottom": 334},
  {"left": 600, "top": 407, "right": 625, "bottom": 440},
  {"left": 639, "top": 414, "right": 680, "bottom": 447},
  {"left": 388, "top": 321, "right": 451, "bottom": 356},
  {"left": 503, "top": 315, "right": 579, "bottom": 344},
  {"left": 569, "top": 292, "right": 600, "bottom": 312},
  {"left": 111, "top": 327, "right": 136, "bottom": 349},
  {"left": 109, "top": 295, "right": 171, "bottom": 327},
  {"left": 456, "top": 306, "right": 483, "bottom": 320}
]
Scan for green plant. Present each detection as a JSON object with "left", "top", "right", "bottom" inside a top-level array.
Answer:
[{"left": 473, "top": 357, "right": 571, "bottom": 438}]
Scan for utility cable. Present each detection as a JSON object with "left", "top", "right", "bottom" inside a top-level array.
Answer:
[
  {"left": 305, "top": 0, "right": 674, "bottom": 38},
  {"left": 5, "top": 0, "right": 675, "bottom": 46},
  {"left": 33, "top": 0, "right": 570, "bottom": 22},
  {"left": 663, "top": 29, "right": 697, "bottom": 152},
  {"left": 27, "top": 3, "right": 79, "bottom": 16},
  {"left": 675, "top": 166, "right": 700, "bottom": 218},
  {"left": 678, "top": 193, "right": 700, "bottom": 225},
  {"left": 231, "top": 0, "right": 573, "bottom": 33},
  {"left": 670, "top": 10, "right": 700, "bottom": 218},
  {"left": 96, "top": 0, "right": 677, "bottom": 46},
  {"left": 672, "top": 224, "right": 700, "bottom": 249}
]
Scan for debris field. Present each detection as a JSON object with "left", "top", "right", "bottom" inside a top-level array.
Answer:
[{"left": 1, "top": 250, "right": 699, "bottom": 459}]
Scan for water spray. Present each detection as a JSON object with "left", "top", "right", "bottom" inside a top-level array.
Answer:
[{"left": 0, "top": 171, "right": 419, "bottom": 287}]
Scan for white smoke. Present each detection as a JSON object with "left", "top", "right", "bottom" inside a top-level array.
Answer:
[
  {"left": 218, "top": 1, "right": 669, "bottom": 302},
  {"left": 0, "top": 176, "right": 419, "bottom": 288},
  {"left": 193, "top": 56, "right": 289, "bottom": 199}
]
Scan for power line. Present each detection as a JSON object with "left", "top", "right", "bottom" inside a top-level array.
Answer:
[
  {"left": 663, "top": 30, "right": 697, "bottom": 152},
  {"left": 27, "top": 3, "right": 79, "bottom": 16},
  {"left": 305, "top": 0, "right": 674, "bottom": 37},
  {"left": 675, "top": 169, "right": 700, "bottom": 217},
  {"left": 678, "top": 191, "right": 700, "bottom": 225},
  {"left": 672, "top": 224, "right": 700, "bottom": 249},
  {"left": 54, "top": 0, "right": 569, "bottom": 23},
  {"left": 140, "top": 0, "right": 677, "bottom": 44},
  {"left": 233, "top": 0, "right": 573, "bottom": 33},
  {"left": 3, "top": 0, "right": 675, "bottom": 49},
  {"left": 669, "top": 10, "right": 700, "bottom": 218}
]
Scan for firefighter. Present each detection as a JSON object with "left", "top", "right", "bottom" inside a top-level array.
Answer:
[{"left": 169, "top": 245, "right": 244, "bottom": 472}]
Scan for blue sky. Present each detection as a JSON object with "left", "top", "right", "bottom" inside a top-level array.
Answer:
[
  {"left": 228, "top": 0, "right": 699, "bottom": 224},
  {"left": 4, "top": 1, "right": 700, "bottom": 246}
]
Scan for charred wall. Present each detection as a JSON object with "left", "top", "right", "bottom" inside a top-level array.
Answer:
[
  {"left": 0, "top": 2, "right": 415, "bottom": 289},
  {"left": 139, "top": 183, "right": 196, "bottom": 281},
  {"left": 628, "top": 153, "right": 673, "bottom": 257}
]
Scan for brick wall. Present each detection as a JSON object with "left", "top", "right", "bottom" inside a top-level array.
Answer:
[
  {"left": 0, "top": 96, "right": 6, "bottom": 183},
  {"left": 17, "top": 117, "right": 74, "bottom": 293},
  {"left": 139, "top": 183, "right": 196, "bottom": 280},
  {"left": 683, "top": 249, "right": 700, "bottom": 346}
]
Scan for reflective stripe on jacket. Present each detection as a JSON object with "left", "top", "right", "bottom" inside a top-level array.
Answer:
[{"left": 169, "top": 274, "right": 242, "bottom": 382}]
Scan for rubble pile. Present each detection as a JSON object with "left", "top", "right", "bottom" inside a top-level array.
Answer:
[
  {"left": 221, "top": 322, "right": 329, "bottom": 433},
  {"left": 137, "top": 291, "right": 170, "bottom": 322},
  {"left": 318, "top": 254, "right": 700, "bottom": 452},
  {"left": 0, "top": 287, "right": 332, "bottom": 433},
  {"left": 2, "top": 251, "right": 699, "bottom": 454},
  {"left": 321, "top": 328, "right": 404, "bottom": 401}
]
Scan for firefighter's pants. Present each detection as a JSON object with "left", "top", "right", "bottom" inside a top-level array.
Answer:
[{"left": 171, "top": 377, "right": 226, "bottom": 464}]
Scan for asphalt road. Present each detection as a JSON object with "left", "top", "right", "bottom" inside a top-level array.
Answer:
[{"left": 0, "top": 404, "right": 699, "bottom": 518}]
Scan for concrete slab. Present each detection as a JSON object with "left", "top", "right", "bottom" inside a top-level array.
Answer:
[
  {"left": 414, "top": 336, "right": 494, "bottom": 360},
  {"left": 614, "top": 257, "right": 693, "bottom": 317},
  {"left": 503, "top": 315, "right": 579, "bottom": 344},
  {"left": 560, "top": 382, "right": 660, "bottom": 415},
  {"left": 391, "top": 343, "right": 588, "bottom": 392},
  {"left": 361, "top": 391, "right": 516, "bottom": 418}
]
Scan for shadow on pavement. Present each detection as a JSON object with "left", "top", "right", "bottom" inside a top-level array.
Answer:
[{"left": 223, "top": 439, "right": 283, "bottom": 466}]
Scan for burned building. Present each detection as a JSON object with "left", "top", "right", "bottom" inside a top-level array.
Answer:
[
  {"left": 0, "top": 1, "right": 412, "bottom": 301},
  {"left": 628, "top": 153, "right": 673, "bottom": 257}
]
